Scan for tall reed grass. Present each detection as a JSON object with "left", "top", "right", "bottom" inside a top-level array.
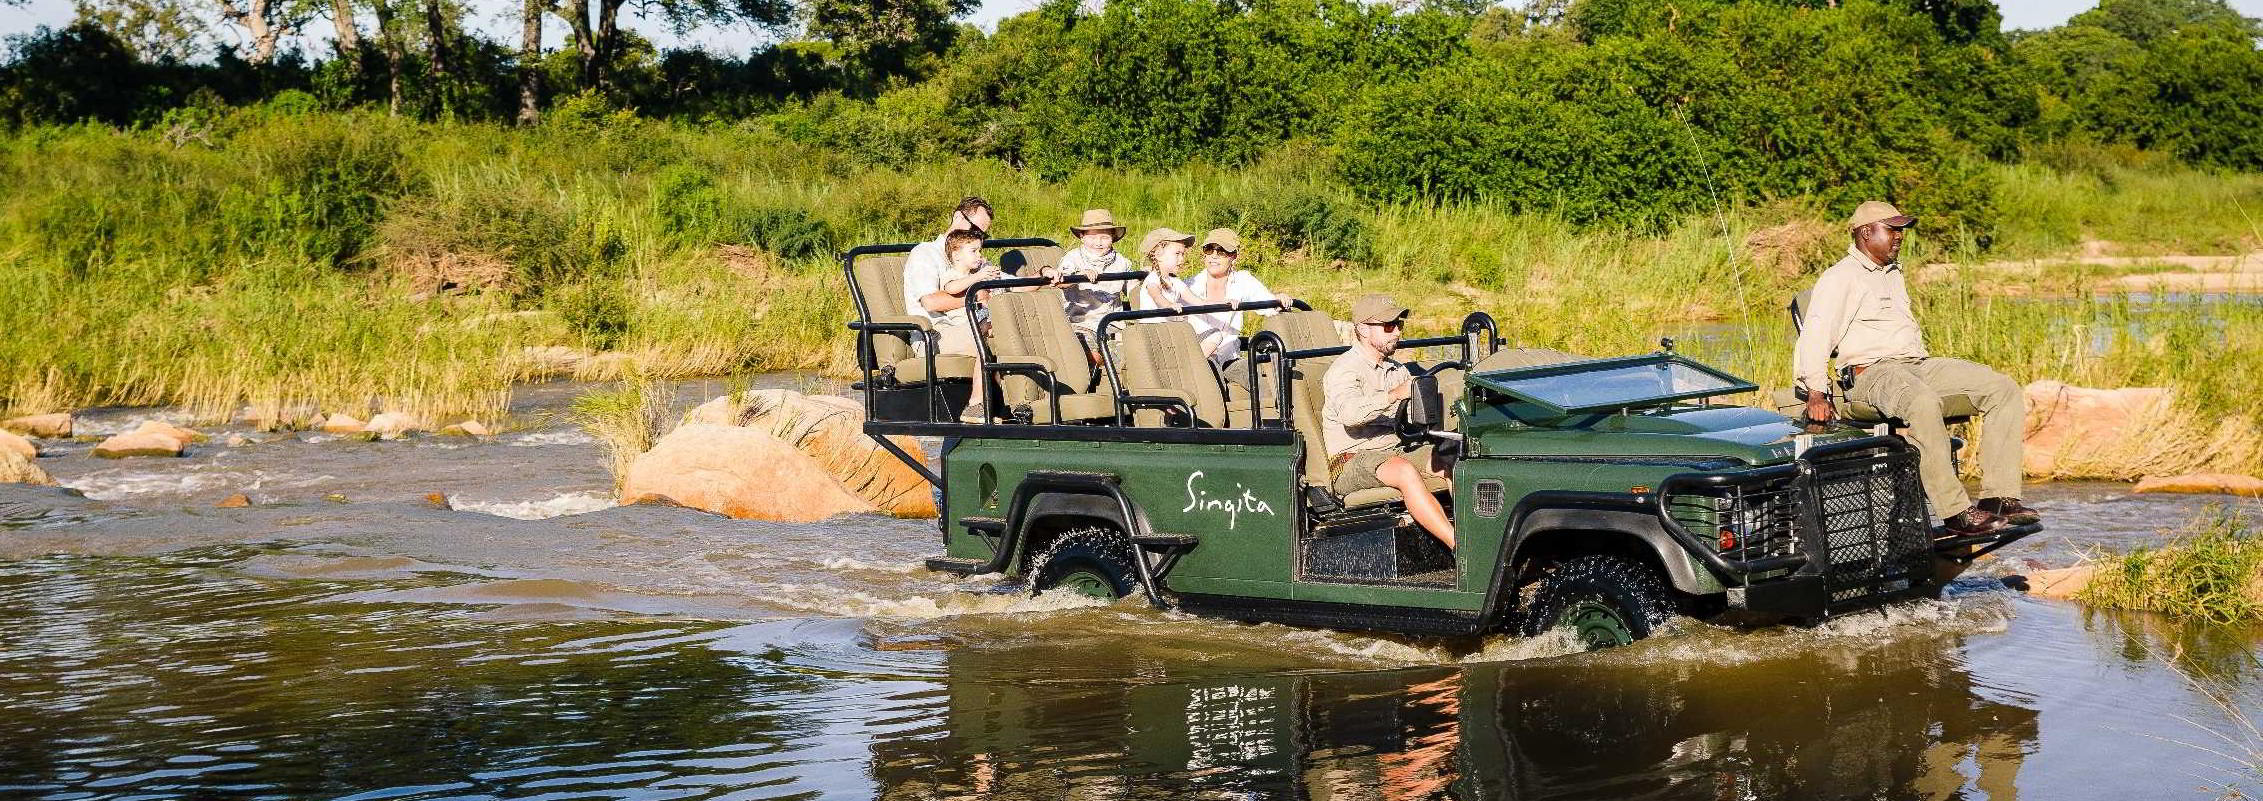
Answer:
[
  {"left": 2081, "top": 507, "right": 2263, "bottom": 625},
  {"left": 2, "top": 110, "right": 2258, "bottom": 478}
]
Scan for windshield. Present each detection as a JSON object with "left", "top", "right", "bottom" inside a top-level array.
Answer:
[{"left": 1471, "top": 355, "right": 1755, "bottom": 415}]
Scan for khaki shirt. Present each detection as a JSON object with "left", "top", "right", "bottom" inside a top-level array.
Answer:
[
  {"left": 1794, "top": 246, "right": 1928, "bottom": 392},
  {"left": 1056, "top": 247, "right": 1135, "bottom": 336},
  {"left": 1322, "top": 352, "right": 1409, "bottom": 458}
]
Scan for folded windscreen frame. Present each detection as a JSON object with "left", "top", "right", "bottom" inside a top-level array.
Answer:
[{"left": 1470, "top": 353, "right": 1759, "bottom": 417}]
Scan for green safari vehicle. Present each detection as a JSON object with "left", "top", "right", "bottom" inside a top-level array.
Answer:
[{"left": 842, "top": 239, "right": 2040, "bottom": 649}]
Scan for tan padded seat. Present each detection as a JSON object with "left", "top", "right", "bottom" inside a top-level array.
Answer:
[
  {"left": 894, "top": 354, "right": 977, "bottom": 385},
  {"left": 850, "top": 254, "right": 923, "bottom": 371},
  {"left": 997, "top": 246, "right": 1064, "bottom": 277},
  {"left": 983, "top": 288, "right": 1112, "bottom": 423},
  {"left": 1114, "top": 323, "right": 1248, "bottom": 427}
]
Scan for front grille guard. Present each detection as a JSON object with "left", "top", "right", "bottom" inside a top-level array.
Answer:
[{"left": 1655, "top": 437, "right": 1930, "bottom": 591}]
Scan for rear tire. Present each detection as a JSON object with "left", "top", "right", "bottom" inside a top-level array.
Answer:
[
  {"left": 1517, "top": 554, "right": 1674, "bottom": 651},
  {"left": 1029, "top": 527, "right": 1138, "bottom": 600}
]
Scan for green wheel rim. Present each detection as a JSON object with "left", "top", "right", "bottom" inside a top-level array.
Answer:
[
  {"left": 1054, "top": 567, "right": 1117, "bottom": 600},
  {"left": 1560, "top": 599, "right": 1635, "bottom": 650}
]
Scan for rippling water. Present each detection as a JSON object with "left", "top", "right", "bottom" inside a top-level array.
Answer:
[{"left": 3, "top": 378, "right": 2261, "bottom": 799}]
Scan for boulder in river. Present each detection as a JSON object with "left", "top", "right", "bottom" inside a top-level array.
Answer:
[
  {"left": 620, "top": 423, "right": 876, "bottom": 522},
  {"left": 365, "top": 412, "right": 422, "bottom": 439},
  {"left": 0, "top": 430, "right": 36, "bottom": 460},
  {"left": 2023, "top": 566, "right": 2095, "bottom": 601},
  {"left": 686, "top": 389, "right": 936, "bottom": 518},
  {"left": 320, "top": 414, "right": 367, "bottom": 434},
  {"left": 2021, "top": 381, "right": 2172, "bottom": 478},
  {"left": 0, "top": 448, "right": 55, "bottom": 486},
  {"left": 93, "top": 431, "right": 186, "bottom": 459},
  {"left": 216, "top": 493, "right": 252, "bottom": 508},
  {"left": 132, "top": 420, "right": 206, "bottom": 443},
  {"left": 2133, "top": 473, "right": 2263, "bottom": 497},
  {"left": 1, "top": 413, "right": 72, "bottom": 439},
  {"left": 439, "top": 420, "right": 491, "bottom": 437}
]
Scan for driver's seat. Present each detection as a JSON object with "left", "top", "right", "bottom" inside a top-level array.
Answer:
[{"left": 1278, "top": 352, "right": 1448, "bottom": 511}]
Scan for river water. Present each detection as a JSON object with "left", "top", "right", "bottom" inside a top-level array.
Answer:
[{"left": 3, "top": 377, "right": 2260, "bottom": 799}]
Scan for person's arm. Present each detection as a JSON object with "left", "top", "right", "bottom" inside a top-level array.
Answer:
[
  {"left": 1323, "top": 365, "right": 1400, "bottom": 428},
  {"left": 1231, "top": 272, "right": 1290, "bottom": 316},
  {"left": 1792, "top": 269, "right": 1854, "bottom": 394}
]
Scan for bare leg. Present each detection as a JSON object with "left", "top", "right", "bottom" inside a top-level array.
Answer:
[{"left": 1378, "top": 456, "right": 1454, "bottom": 550}]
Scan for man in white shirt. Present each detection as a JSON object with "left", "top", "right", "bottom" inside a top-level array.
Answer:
[
  {"left": 1795, "top": 201, "right": 2035, "bottom": 536},
  {"left": 901, "top": 197, "right": 995, "bottom": 339}
]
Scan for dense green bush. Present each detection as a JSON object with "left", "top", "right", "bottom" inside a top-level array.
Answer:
[
  {"left": 553, "top": 281, "right": 633, "bottom": 350},
  {"left": 1205, "top": 189, "right": 1373, "bottom": 263},
  {"left": 746, "top": 206, "right": 834, "bottom": 261},
  {"left": 651, "top": 163, "right": 728, "bottom": 244}
]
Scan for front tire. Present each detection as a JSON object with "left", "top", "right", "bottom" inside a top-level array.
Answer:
[
  {"left": 1517, "top": 554, "right": 1674, "bottom": 650},
  {"left": 1029, "top": 527, "right": 1138, "bottom": 600}
]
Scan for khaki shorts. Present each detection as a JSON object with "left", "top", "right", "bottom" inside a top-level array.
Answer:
[{"left": 1329, "top": 444, "right": 1439, "bottom": 495}]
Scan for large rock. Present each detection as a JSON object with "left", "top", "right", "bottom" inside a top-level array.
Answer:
[
  {"left": 687, "top": 390, "right": 936, "bottom": 517},
  {"left": 132, "top": 420, "right": 206, "bottom": 443},
  {"left": 2023, "top": 566, "right": 2095, "bottom": 601},
  {"left": 1, "top": 413, "right": 71, "bottom": 439},
  {"left": 620, "top": 423, "right": 875, "bottom": 522},
  {"left": 365, "top": 412, "right": 422, "bottom": 439},
  {"left": 320, "top": 414, "right": 367, "bottom": 434},
  {"left": 0, "top": 430, "right": 35, "bottom": 460},
  {"left": 2133, "top": 473, "right": 2263, "bottom": 497},
  {"left": 2021, "top": 380, "right": 2173, "bottom": 478},
  {"left": 439, "top": 420, "right": 491, "bottom": 437},
  {"left": 94, "top": 431, "right": 186, "bottom": 459},
  {"left": 0, "top": 449, "right": 55, "bottom": 486}
]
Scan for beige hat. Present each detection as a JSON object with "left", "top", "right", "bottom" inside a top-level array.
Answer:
[
  {"left": 1201, "top": 227, "right": 1241, "bottom": 254},
  {"left": 1137, "top": 227, "right": 1195, "bottom": 258},
  {"left": 1069, "top": 208, "right": 1127, "bottom": 241},
  {"left": 1351, "top": 294, "right": 1409, "bottom": 325},
  {"left": 1847, "top": 200, "right": 1917, "bottom": 232}
]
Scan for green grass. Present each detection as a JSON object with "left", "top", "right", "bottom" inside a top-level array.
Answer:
[
  {"left": 2, "top": 110, "right": 2260, "bottom": 481},
  {"left": 566, "top": 375, "right": 674, "bottom": 491},
  {"left": 2081, "top": 507, "right": 2263, "bottom": 626}
]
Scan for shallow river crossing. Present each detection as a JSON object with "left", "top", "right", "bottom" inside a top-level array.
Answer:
[{"left": 2, "top": 377, "right": 2260, "bottom": 799}]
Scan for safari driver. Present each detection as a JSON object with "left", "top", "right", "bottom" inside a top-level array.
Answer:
[
  {"left": 1323, "top": 295, "right": 1455, "bottom": 550},
  {"left": 1796, "top": 201, "right": 2039, "bottom": 536}
]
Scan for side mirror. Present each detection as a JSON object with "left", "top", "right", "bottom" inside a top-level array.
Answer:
[{"left": 1405, "top": 374, "right": 1443, "bottom": 428}]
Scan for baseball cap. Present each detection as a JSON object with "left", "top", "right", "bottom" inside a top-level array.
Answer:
[
  {"left": 1351, "top": 295, "right": 1409, "bottom": 325},
  {"left": 1847, "top": 200, "right": 1917, "bottom": 232},
  {"left": 1201, "top": 228, "right": 1241, "bottom": 254}
]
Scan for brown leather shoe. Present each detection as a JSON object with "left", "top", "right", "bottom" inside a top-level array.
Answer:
[
  {"left": 1941, "top": 507, "right": 2006, "bottom": 536},
  {"left": 1977, "top": 497, "right": 2040, "bottom": 526}
]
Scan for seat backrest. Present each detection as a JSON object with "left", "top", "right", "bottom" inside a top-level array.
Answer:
[
  {"left": 1117, "top": 323, "right": 1228, "bottom": 427},
  {"left": 997, "top": 246, "right": 1064, "bottom": 277},
  {"left": 984, "top": 288, "right": 1095, "bottom": 410},
  {"left": 1788, "top": 289, "right": 1813, "bottom": 335},
  {"left": 851, "top": 253, "right": 914, "bottom": 367},
  {"left": 1264, "top": 310, "right": 1341, "bottom": 351},
  {"left": 1284, "top": 354, "right": 1340, "bottom": 487}
]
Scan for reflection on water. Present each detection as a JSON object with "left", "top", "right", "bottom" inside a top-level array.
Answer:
[
  {"left": 1, "top": 539, "right": 2257, "bottom": 799},
  {"left": 1, "top": 376, "right": 2260, "bottom": 798}
]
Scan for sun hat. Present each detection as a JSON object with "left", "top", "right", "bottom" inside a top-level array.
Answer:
[
  {"left": 1200, "top": 228, "right": 1241, "bottom": 254},
  {"left": 1846, "top": 201, "right": 1917, "bottom": 232},
  {"left": 1069, "top": 208, "right": 1128, "bottom": 241},
  {"left": 1138, "top": 227, "right": 1195, "bottom": 258},
  {"left": 1351, "top": 295, "right": 1410, "bottom": 325}
]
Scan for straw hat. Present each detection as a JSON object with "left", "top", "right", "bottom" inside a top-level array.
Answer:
[
  {"left": 1069, "top": 209, "right": 1128, "bottom": 241},
  {"left": 1138, "top": 227, "right": 1195, "bottom": 258}
]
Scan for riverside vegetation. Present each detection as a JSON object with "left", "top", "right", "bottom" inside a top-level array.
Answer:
[{"left": 2, "top": 0, "right": 2262, "bottom": 480}]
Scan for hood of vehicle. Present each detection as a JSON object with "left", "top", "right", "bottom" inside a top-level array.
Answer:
[{"left": 1464, "top": 403, "right": 1860, "bottom": 465}]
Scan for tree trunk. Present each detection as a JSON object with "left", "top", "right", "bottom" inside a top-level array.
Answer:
[
  {"left": 218, "top": 0, "right": 283, "bottom": 64},
  {"left": 423, "top": 0, "right": 452, "bottom": 82},
  {"left": 518, "top": 0, "right": 541, "bottom": 124},
  {"left": 594, "top": 0, "right": 624, "bottom": 92},
  {"left": 372, "top": 0, "right": 405, "bottom": 115},
  {"left": 550, "top": 0, "right": 597, "bottom": 92},
  {"left": 330, "top": 0, "right": 361, "bottom": 54}
]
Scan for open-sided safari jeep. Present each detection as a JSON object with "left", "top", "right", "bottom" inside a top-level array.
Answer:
[{"left": 843, "top": 239, "right": 2041, "bottom": 650}]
